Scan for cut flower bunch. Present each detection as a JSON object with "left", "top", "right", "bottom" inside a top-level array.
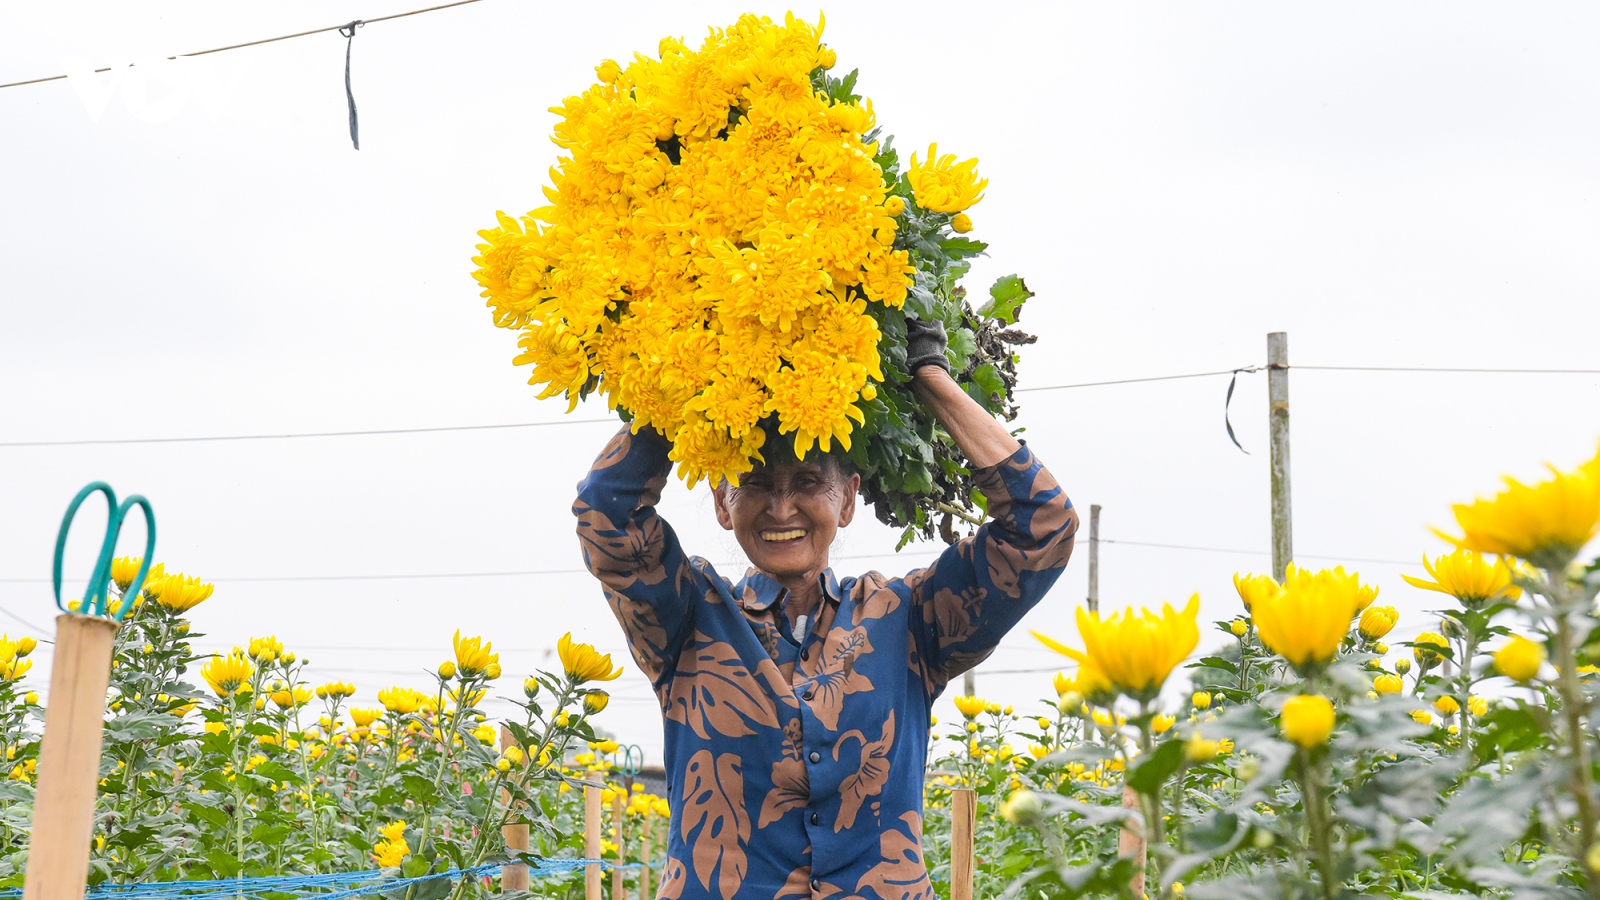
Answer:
[{"left": 471, "top": 11, "right": 1037, "bottom": 541}]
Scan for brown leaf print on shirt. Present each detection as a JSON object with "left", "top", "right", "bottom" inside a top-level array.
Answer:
[
  {"left": 833, "top": 710, "right": 895, "bottom": 831},
  {"left": 804, "top": 626, "right": 876, "bottom": 731},
  {"left": 759, "top": 720, "right": 811, "bottom": 827},
  {"left": 775, "top": 859, "right": 812, "bottom": 899},
  {"left": 657, "top": 857, "right": 687, "bottom": 899},
  {"left": 602, "top": 586, "right": 671, "bottom": 682},
  {"left": 921, "top": 585, "right": 985, "bottom": 649},
  {"left": 575, "top": 503, "right": 670, "bottom": 590},
  {"left": 850, "top": 577, "right": 901, "bottom": 626},
  {"left": 667, "top": 632, "right": 781, "bottom": 739},
  {"left": 681, "top": 750, "right": 750, "bottom": 900},
  {"left": 855, "top": 812, "right": 934, "bottom": 900}
]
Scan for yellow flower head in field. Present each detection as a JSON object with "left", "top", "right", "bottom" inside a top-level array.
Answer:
[
  {"left": 590, "top": 738, "right": 621, "bottom": 754},
  {"left": 1192, "top": 691, "right": 1212, "bottom": 710},
  {"left": 1034, "top": 596, "right": 1200, "bottom": 702},
  {"left": 110, "top": 556, "right": 157, "bottom": 592},
  {"left": 452, "top": 631, "right": 499, "bottom": 678},
  {"left": 449, "top": 685, "right": 486, "bottom": 709},
  {"left": 270, "top": 685, "right": 312, "bottom": 709},
  {"left": 1185, "top": 733, "right": 1220, "bottom": 762},
  {"left": 908, "top": 143, "right": 987, "bottom": 213},
  {"left": 1232, "top": 572, "right": 1280, "bottom": 612},
  {"left": 377, "top": 687, "right": 426, "bottom": 715},
  {"left": 317, "top": 682, "right": 356, "bottom": 700},
  {"left": 201, "top": 652, "right": 254, "bottom": 697},
  {"left": 1494, "top": 635, "right": 1545, "bottom": 682},
  {"left": 583, "top": 691, "right": 611, "bottom": 715},
  {"left": 1151, "top": 714, "right": 1176, "bottom": 734},
  {"left": 1373, "top": 673, "right": 1404, "bottom": 695},
  {"left": 248, "top": 636, "right": 284, "bottom": 663},
  {"left": 1433, "top": 695, "right": 1459, "bottom": 715},
  {"left": 1402, "top": 549, "right": 1522, "bottom": 608},
  {"left": 146, "top": 573, "right": 214, "bottom": 613},
  {"left": 1358, "top": 605, "right": 1399, "bottom": 641},
  {"left": 558, "top": 633, "right": 624, "bottom": 684},
  {"left": 469, "top": 12, "right": 917, "bottom": 486},
  {"left": 953, "top": 695, "right": 986, "bottom": 719},
  {"left": 1052, "top": 671, "right": 1074, "bottom": 696},
  {"left": 373, "top": 820, "right": 410, "bottom": 868},
  {"left": 1250, "top": 565, "right": 1370, "bottom": 674},
  {"left": 1412, "top": 631, "right": 1449, "bottom": 669},
  {"left": 349, "top": 707, "right": 383, "bottom": 728},
  {"left": 0, "top": 658, "right": 31, "bottom": 681},
  {"left": 1280, "top": 694, "right": 1336, "bottom": 749},
  {"left": 1436, "top": 444, "right": 1600, "bottom": 568}
]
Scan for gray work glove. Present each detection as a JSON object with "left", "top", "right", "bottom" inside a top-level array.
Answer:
[{"left": 905, "top": 317, "right": 951, "bottom": 374}]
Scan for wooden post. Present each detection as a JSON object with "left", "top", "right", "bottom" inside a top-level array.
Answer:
[
  {"left": 611, "top": 790, "right": 626, "bottom": 900},
  {"left": 951, "top": 788, "right": 976, "bottom": 900},
  {"left": 585, "top": 784, "right": 602, "bottom": 900},
  {"left": 1118, "top": 785, "right": 1147, "bottom": 899},
  {"left": 1267, "top": 332, "right": 1293, "bottom": 581},
  {"left": 499, "top": 727, "right": 529, "bottom": 892},
  {"left": 962, "top": 669, "right": 975, "bottom": 698},
  {"left": 637, "top": 814, "right": 652, "bottom": 900},
  {"left": 23, "top": 614, "right": 119, "bottom": 900},
  {"left": 1086, "top": 504, "right": 1102, "bottom": 614}
]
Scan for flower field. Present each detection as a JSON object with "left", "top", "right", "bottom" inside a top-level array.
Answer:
[
  {"left": 915, "top": 441, "right": 1600, "bottom": 899},
  {"left": 1, "top": 453, "right": 1596, "bottom": 899},
  {"left": 0, "top": 565, "right": 667, "bottom": 899}
]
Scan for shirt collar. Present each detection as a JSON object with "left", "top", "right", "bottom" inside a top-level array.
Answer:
[{"left": 735, "top": 568, "right": 843, "bottom": 611}]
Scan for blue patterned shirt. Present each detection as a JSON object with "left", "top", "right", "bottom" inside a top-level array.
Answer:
[{"left": 574, "top": 427, "right": 1077, "bottom": 900}]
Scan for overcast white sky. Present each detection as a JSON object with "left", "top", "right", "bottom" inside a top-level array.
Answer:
[{"left": 2, "top": 2, "right": 1597, "bottom": 760}]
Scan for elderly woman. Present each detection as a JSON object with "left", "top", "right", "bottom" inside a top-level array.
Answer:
[{"left": 574, "top": 346, "right": 1078, "bottom": 900}]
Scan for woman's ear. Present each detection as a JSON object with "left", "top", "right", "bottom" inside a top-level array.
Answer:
[
  {"left": 836, "top": 473, "right": 861, "bottom": 528},
  {"left": 711, "top": 483, "right": 736, "bottom": 531}
]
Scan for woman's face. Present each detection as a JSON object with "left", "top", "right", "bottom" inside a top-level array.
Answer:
[{"left": 713, "top": 459, "right": 860, "bottom": 586}]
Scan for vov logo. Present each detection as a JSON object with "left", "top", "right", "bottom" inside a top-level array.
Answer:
[{"left": 60, "top": 54, "right": 240, "bottom": 123}]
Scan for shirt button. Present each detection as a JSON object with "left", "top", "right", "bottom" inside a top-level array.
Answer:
[
  {"left": 810, "top": 812, "right": 819, "bottom": 825},
  {"left": 808, "top": 750, "right": 821, "bottom": 763},
  {"left": 801, "top": 646, "right": 810, "bottom": 659},
  {"left": 802, "top": 689, "right": 814, "bottom": 701},
  {"left": 810, "top": 880, "right": 820, "bottom": 892}
]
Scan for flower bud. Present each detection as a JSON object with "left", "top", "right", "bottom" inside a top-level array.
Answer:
[
  {"left": 596, "top": 59, "right": 622, "bottom": 84},
  {"left": 1279, "top": 694, "right": 1335, "bottom": 749},
  {"left": 496, "top": 757, "right": 511, "bottom": 773},
  {"left": 1056, "top": 691, "right": 1083, "bottom": 714},
  {"left": 1394, "top": 657, "right": 1413, "bottom": 675},
  {"left": 951, "top": 213, "right": 973, "bottom": 234},
  {"left": 817, "top": 46, "right": 837, "bottom": 70},
  {"left": 1230, "top": 619, "right": 1249, "bottom": 637},
  {"left": 1192, "top": 691, "right": 1212, "bottom": 710},
  {"left": 16, "top": 637, "right": 36, "bottom": 656},
  {"left": 485, "top": 662, "right": 502, "bottom": 680},
  {"left": 524, "top": 676, "right": 540, "bottom": 699},
  {"left": 438, "top": 661, "right": 457, "bottom": 679},
  {"left": 583, "top": 691, "right": 610, "bottom": 715},
  {"left": 1494, "top": 635, "right": 1545, "bottom": 682},
  {"left": 999, "top": 789, "right": 1044, "bottom": 825},
  {"left": 883, "top": 196, "right": 906, "bottom": 217},
  {"left": 1185, "top": 733, "right": 1220, "bottom": 761}
]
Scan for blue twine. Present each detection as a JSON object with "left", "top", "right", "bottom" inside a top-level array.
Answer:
[{"left": 1, "top": 859, "right": 655, "bottom": 900}]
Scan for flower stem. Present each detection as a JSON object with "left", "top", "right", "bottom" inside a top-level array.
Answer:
[
  {"left": 1296, "top": 748, "right": 1339, "bottom": 900},
  {"left": 1548, "top": 575, "right": 1600, "bottom": 898}
]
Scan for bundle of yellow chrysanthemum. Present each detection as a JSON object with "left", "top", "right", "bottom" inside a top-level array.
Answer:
[{"left": 472, "top": 13, "right": 1024, "bottom": 517}]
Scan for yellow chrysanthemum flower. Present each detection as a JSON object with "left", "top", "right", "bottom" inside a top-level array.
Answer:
[
  {"left": 349, "top": 707, "right": 383, "bottom": 728},
  {"left": 583, "top": 691, "right": 610, "bottom": 715},
  {"left": 1436, "top": 444, "right": 1600, "bottom": 568},
  {"left": 1033, "top": 595, "right": 1200, "bottom": 702},
  {"left": 1358, "top": 605, "right": 1399, "bottom": 641},
  {"left": 1493, "top": 635, "right": 1545, "bottom": 682},
  {"left": 558, "top": 633, "right": 624, "bottom": 684},
  {"left": 377, "top": 687, "right": 426, "bottom": 715},
  {"left": 953, "top": 695, "right": 987, "bottom": 719},
  {"left": 452, "top": 630, "right": 499, "bottom": 678},
  {"left": 1373, "top": 673, "right": 1404, "bottom": 695},
  {"left": 1232, "top": 572, "right": 1280, "bottom": 612},
  {"left": 317, "top": 682, "right": 356, "bottom": 700},
  {"left": 201, "top": 653, "right": 254, "bottom": 697},
  {"left": 1280, "top": 694, "right": 1336, "bottom": 749},
  {"left": 1401, "top": 549, "right": 1523, "bottom": 608},
  {"left": 146, "top": 573, "right": 213, "bottom": 613},
  {"left": 1250, "top": 565, "right": 1370, "bottom": 674},
  {"left": 908, "top": 143, "right": 987, "bottom": 213},
  {"left": 1412, "top": 631, "right": 1449, "bottom": 669},
  {"left": 270, "top": 686, "right": 312, "bottom": 709}
]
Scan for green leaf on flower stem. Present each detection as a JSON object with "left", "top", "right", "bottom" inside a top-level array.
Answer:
[
  {"left": 1125, "top": 737, "right": 1186, "bottom": 795},
  {"left": 938, "top": 236, "right": 988, "bottom": 260},
  {"left": 401, "top": 773, "right": 442, "bottom": 805},
  {"left": 400, "top": 856, "right": 432, "bottom": 879},
  {"left": 205, "top": 850, "right": 242, "bottom": 879},
  {"left": 186, "top": 803, "right": 229, "bottom": 829},
  {"left": 971, "top": 363, "right": 1005, "bottom": 401},
  {"left": 251, "top": 761, "right": 301, "bottom": 785},
  {"left": 1191, "top": 655, "right": 1239, "bottom": 675},
  {"left": 1472, "top": 704, "right": 1551, "bottom": 762},
  {"left": 946, "top": 326, "right": 977, "bottom": 366},
  {"left": 978, "top": 274, "right": 1033, "bottom": 325}
]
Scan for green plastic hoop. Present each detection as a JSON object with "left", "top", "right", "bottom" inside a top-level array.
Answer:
[{"left": 51, "top": 481, "right": 157, "bottom": 621}]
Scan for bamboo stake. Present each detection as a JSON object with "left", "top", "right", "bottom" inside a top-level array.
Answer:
[
  {"left": 637, "top": 814, "right": 652, "bottom": 900},
  {"left": 1118, "top": 784, "right": 1147, "bottom": 899},
  {"left": 23, "top": 614, "right": 119, "bottom": 900},
  {"left": 1086, "top": 504, "right": 1102, "bottom": 614},
  {"left": 585, "top": 784, "right": 602, "bottom": 900},
  {"left": 611, "top": 789, "right": 626, "bottom": 900},
  {"left": 1268, "top": 332, "right": 1293, "bottom": 581},
  {"left": 951, "top": 788, "right": 976, "bottom": 900},
  {"left": 499, "top": 727, "right": 529, "bottom": 892}
]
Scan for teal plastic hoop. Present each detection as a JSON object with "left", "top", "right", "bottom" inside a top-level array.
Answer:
[
  {"left": 51, "top": 481, "right": 156, "bottom": 621},
  {"left": 617, "top": 743, "right": 645, "bottom": 776}
]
